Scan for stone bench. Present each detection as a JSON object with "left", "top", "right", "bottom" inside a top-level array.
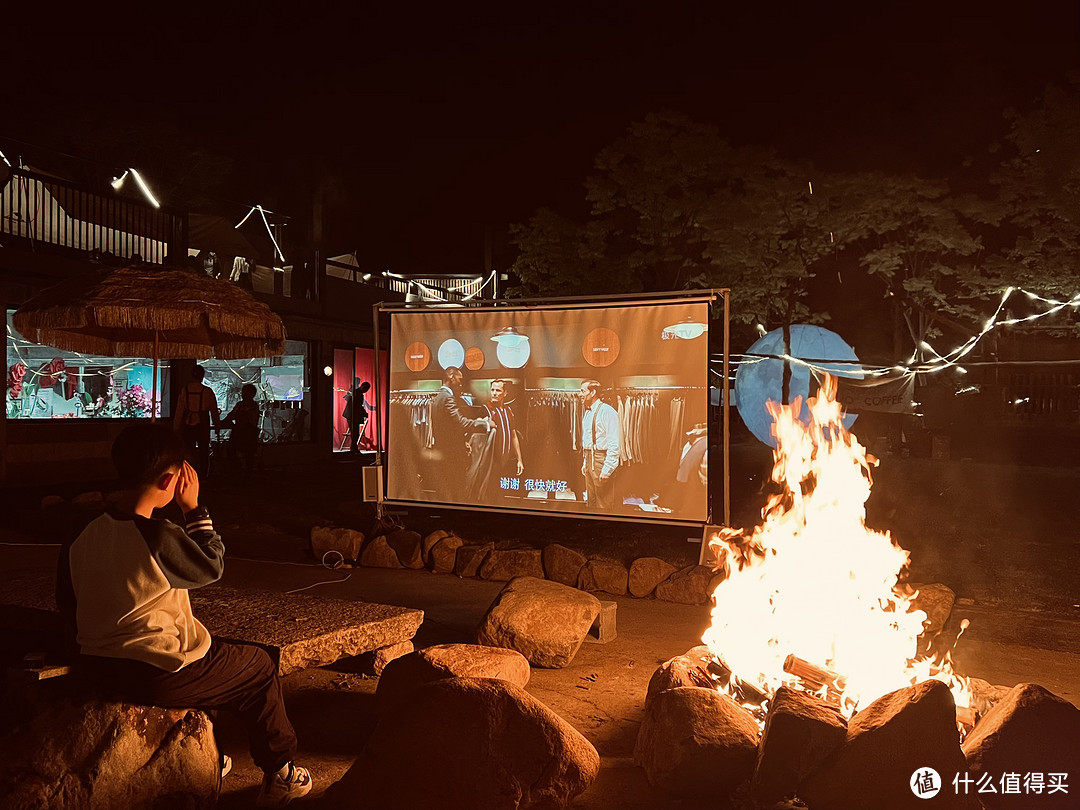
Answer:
[
  {"left": 2, "top": 578, "right": 424, "bottom": 678},
  {"left": 192, "top": 585, "right": 423, "bottom": 675}
]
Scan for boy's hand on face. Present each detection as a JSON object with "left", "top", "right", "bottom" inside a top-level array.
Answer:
[{"left": 175, "top": 461, "right": 201, "bottom": 513}]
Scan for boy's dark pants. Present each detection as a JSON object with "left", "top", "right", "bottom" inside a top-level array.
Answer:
[{"left": 81, "top": 638, "right": 297, "bottom": 773}]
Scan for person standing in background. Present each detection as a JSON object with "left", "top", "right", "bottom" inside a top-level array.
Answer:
[
  {"left": 342, "top": 379, "right": 370, "bottom": 453},
  {"left": 173, "top": 365, "right": 219, "bottom": 479},
  {"left": 580, "top": 379, "right": 620, "bottom": 510}
]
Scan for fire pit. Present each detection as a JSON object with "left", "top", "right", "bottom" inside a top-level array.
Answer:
[{"left": 634, "top": 376, "right": 1079, "bottom": 809}]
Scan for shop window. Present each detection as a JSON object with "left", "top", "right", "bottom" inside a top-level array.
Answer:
[
  {"left": 201, "top": 339, "right": 311, "bottom": 444},
  {"left": 6, "top": 310, "right": 169, "bottom": 419}
]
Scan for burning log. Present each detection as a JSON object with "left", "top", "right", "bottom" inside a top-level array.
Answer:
[
  {"left": 783, "top": 654, "right": 849, "bottom": 705},
  {"left": 732, "top": 675, "right": 769, "bottom": 707},
  {"left": 955, "top": 704, "right": 976, "bottom": 728},
  {"left": 782, "top": 654, "right": 848, "bottom": 692},
  {"left": 707, "top": 656, "right": 732, "bottom": 689}
]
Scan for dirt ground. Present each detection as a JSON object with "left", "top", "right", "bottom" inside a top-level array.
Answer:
[{"left": 3, "top": 442, "right": 1080, "bottom": 807}]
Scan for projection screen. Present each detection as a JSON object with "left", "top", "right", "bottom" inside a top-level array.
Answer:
[{"left": 384, "top": 296, "right": 713, "bottom": 522}]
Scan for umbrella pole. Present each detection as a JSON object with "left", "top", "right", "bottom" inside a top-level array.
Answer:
[{"left": 152, "top": 332, "right": 159, "bottom": 423}]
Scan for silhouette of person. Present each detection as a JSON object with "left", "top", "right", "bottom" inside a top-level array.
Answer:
[{"left": 343, "top": 378, "right": 370, "bottom": 453}]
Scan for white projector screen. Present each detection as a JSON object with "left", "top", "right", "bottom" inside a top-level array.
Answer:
[{"left": 385, "top": 299, "right": 711, "bottom": 522}]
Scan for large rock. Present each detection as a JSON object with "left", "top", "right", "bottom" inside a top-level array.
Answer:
[
  {"left": 480, "top": 548, "right": 545, "bottom": 581},
  {"left": 422, "top": 529, "right": 454, "bottom": 561},
  {"left": 634, "top": 686, "right": 760, "bottom": 800},
  {"left": 645, "top": 652, "right": 715, "bottom": 706},
  {"left": 326, "top": 678, "right": 600, "bottom": 810},
  {"left": 654, "top": 565, "right": 717, "bottom": 605},
  {"left": 542, "top": 544, "right": 587, "bottom": 587},
  {"left": 752, "top": 686, "right": 847, "bottom": 804},
  {"left": 800, "top": 679, "right": 976, "bottom": 810},
  {"left": 360, "top": 640, "right": 414, "bottom": 677},
  {"left": 962, "top": 683, "right": 1080, "bottom": 810},
  {"left": 0, "top": 687, "right": 219, "bottom": 809},
  {"left": 628, "top": 557, "right": 677, "bottom": 597},
  {"left": 377, "top": 643, "right": 531, "bottom": 711},
  {"left": 359, "top": 534, "right": 404, "bottom": 568},
  {"left": 910, "top": 582, "right": 956, "bottom": 637},
  {"left": 430, "top": 535, "right": 465, "bottom": 573},
  {"left": 455, "top": 543, "right": 494, "bottom": 577},
  {"left": 193, "top": 586, "right": 423, "bottom": 675},
  {"left": 477, "top": 577, "right": 601, "bottom": 668},
  {"left": 967, "top": 677, "right": 1013, "bottom": 717},
  {"left": 310, "top": 526, "right": 365, "bottom": 562},
  {"left": 577, "top": 559, "right": 628, "bottom": 596},
  {"left": 385, "top": 529, "right": 424, "bottom": 569}
]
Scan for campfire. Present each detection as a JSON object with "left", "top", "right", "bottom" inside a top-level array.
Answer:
[{"left": 701, "top": 374, "right": 971, "bottom": 727}]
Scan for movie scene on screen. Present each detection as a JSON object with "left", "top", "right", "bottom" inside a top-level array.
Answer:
[{"left": 386, "top": 300, "right": 712, "bottom": 522}]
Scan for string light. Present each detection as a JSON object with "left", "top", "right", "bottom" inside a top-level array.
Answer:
[
  {"left": 234, "top": 204, "right": 286, "bottom": 263},
  {"left": 110, "top": 168, "right": 160, "bottom": 208}
]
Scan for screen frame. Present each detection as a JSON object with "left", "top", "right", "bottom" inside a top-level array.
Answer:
[{"left": 371, "top": 289, "right": 730, "bottom": 528}]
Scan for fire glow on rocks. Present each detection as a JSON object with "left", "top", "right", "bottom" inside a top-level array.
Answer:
[{"left": 703, "top": 375, "right": 970, "bottom": 723}]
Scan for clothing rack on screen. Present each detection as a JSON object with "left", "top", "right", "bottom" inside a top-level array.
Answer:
[{"left": 390, "top": 390, "right": 437, "bottom": 449}]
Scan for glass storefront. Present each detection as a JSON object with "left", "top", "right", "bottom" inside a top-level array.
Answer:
[
  {"left": 332, "top": 347, "right": 387, "bottom": 452},
  {"left": 6, "top": 310, "right": 168, "bottom": 419},
  {"left": 200, "top": 339, "right": 311, "bottom": 443},
  {"left": 7, "top": 309, "right": 311, "bottom": 444}
]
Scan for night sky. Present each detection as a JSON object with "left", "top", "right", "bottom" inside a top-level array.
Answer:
[{"left": 3, "top": 2, "right": 1077, "bottom": 274}]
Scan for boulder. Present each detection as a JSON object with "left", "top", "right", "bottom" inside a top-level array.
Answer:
[
  {"left": 628, "top": 557, "right": 677, "bottom": 598},
  {"left": 967, "top": 677, "right": 1013, "bottom": 717},
  {"left": 385, "top": 529, "right": 424, "bottom": 569},
  {"left": 800, "top": 679, "right": 976, "bottom": 810},
  {"left": 477, "top": 577, "right": 601, "bottom": 668},
  {"left": 360, "top": 640, "right": 415, "bottom": 677},
  {"left": 377, "top": 643, "right": 531, "bottom": 711},
  {"left": 480, "top": 548, "right": 545, "bottom": 581},
  {"left": 430, "top": 535, "right": 465, "bottom": 574},
  {"left": 359, "top": 535, "right": 404, "bottom": 569},
  {"left": 962, "top": 683, "right": 1080, "bottom": 810},
  {"left": 910, "top": 582, "right": 956, "bottom": 637},
  {"left": 40, "top": 494, "right": 65, "bottom": 510},
  {"left": 72, "top": 490, "right": 104, "bottom": 505},
  {"left": 654, "top": 565, "right": 716, "bottom": 605},
  {"left": 752, "top": 686, "right": 847, "bottom": 804},
  {"left": 634, "top": 686, "right": 760, "bottom": 800},
  {"left": 310, "top": 526, "right": 365, "bottom": 562},
  {"left": 0, "top": 688, "right": 219, "bottom": 809},
  {"left": 577, "top": 559, "right": 628, "bottom": 596},
  {"left": 422, "top": 529, "right": 453, "bottom": 561},
  {"left": 645, "top": 652, "right": 716, "bottom": 706},
  {"left": 455, "top": 543, "right": 494, "bottom": 578},
  {"left": 542, "top": 544, "right": 587, "bottom": 587},
  {"left": 326, "top": 678, "right": 599, "bottom": 810}
]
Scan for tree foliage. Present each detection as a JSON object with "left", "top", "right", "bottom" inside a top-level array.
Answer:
[
  {"left": 987, "top": 78, "right": 1080, "bottom": 300},
  {"left": 510, "top": 87, "right": 1080, "bottom": 359}
]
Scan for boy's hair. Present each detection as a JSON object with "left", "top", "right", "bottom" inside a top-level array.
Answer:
[
  {"left": 192, "top": 365, "right": 206, "bottom": 382},
  {"left": 241, "top": 383, "right": 257, "bottom": 400},
  {"left": 112, "top": 423, "right": 188, "bottom": 489}
]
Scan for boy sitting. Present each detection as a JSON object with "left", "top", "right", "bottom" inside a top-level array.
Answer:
[{"left": 55, "top": 423, "right": 312, "bottom": 808}]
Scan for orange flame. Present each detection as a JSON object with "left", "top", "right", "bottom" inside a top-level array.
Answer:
[{"left": 703, "top": 375, "right": 970, "bottom": 721}]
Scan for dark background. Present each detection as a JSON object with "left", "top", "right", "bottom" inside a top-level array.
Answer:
[{"left": 3, "top": 1, "right": 1077, "bottom": 273}]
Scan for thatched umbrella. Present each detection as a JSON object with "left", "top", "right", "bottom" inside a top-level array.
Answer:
[{"left": 12, "top": 264, "right": 287, "bottom": 419}]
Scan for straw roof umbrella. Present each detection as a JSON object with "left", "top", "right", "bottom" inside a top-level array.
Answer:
[{"left": 13, "top": 264, "right": 287, "bottom": 420}]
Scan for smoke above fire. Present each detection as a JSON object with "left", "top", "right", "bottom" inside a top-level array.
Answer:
[{"left": 702, "top": 374, "right": 969, "bottom": 718}]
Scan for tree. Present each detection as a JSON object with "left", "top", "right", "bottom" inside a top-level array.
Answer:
[
  {"left": 987, "top": 79, "right": 1080, "bottom": 303},
  {"left": 851, "top": 173, "right": 992, "bottom": 360},
  {"left": 583, "top": 112, "right": 734, "bottom": 292}
]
